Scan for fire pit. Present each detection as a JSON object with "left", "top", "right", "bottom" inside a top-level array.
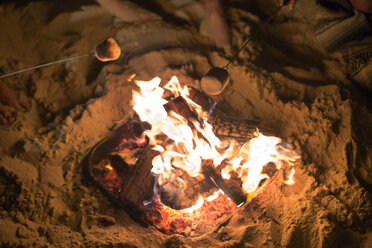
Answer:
[{"left": 85, "top": 76, "right": 301, "bottom": 237}]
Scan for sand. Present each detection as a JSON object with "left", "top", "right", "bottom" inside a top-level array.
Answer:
[{"left": 0, "top": 0, "right": 371, "bottom": 247}]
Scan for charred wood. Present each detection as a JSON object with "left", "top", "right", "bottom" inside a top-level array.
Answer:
[{"left": 202, "top": 160, "right": 247, "bottom": 205}]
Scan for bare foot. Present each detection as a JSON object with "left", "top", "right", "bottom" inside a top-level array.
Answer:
[
  {"left": 200, "top": 0, "right": 231, "bottom": 47},
  {"left": 97, "top": 0, "right": 159, "bottom": 23}
]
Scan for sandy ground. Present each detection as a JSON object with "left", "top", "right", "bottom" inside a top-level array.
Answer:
[{"left": 0, "top": 0, "right": 372, "bottom": 247}]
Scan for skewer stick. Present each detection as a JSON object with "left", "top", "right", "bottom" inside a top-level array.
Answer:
[
  {"left": 0, "top": 37, "right": 121, "bottom": 79},
  {"left": 201, "top": 3, "right": 289, "bottom": 96},
  {"left": 0, "top": 52, "right": 92, "bottom": 79}
]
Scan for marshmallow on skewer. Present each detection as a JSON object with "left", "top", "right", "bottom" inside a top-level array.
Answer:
[{"left": 94, "top": 37, "right": 121, "bottom": 62}]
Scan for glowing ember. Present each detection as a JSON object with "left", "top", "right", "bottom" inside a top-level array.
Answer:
[
  {"left": 145, "top": 194, "right": 236, "bottom": 236},
  {"left": 92, "top": 160, "right": 122, "bottom": 195}
]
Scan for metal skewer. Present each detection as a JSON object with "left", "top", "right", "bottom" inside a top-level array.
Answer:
[
  {"left": 0, "top": 37, "right": 121, "bottom": 80},
  {"left": 201, "top": 2, "right": 290, "bottom": 96},
  {"left": 222, "top": 5, "right": 284, "bottom": 71},
  {"left": 0, "top": 52, "right": 93, "bottom": 79}
]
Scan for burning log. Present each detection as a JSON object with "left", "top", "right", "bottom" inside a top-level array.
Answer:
[
  {"left": 164, "top": 96, "right": 194, "bottom": 116},
  {"left": 202, "top": 160, "right": 247, "bottom": 205},
  {"left": 86, "top": 123, "right": 155, "bottom": 224},
  {"left": 163, "top": 96, "right": 201, "bottom": 125},
  {"left": 187, "top": 86, "right": 216, "bottom": 113},
  {"left": 117, "top": 147, "right": 157, "bottom": 208},
  {"left": 208, "top": 113, "right": 276, "bottom": 143},
  {"left": 165, "top": 87, "right": 275, "bottom": 143},
  {"left": 163, "top": 95, "right": 212, "bottom": 146},
  {"left": 162, "top": 93, "right": 247, "bottom": 206}
]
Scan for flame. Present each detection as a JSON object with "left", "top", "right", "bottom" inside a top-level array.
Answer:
[
  {"left": 205, "top": 189, "right": 224, "bottom": 202},
  {"left": 105, "top": 164, "right": 114, "bottom": 171},
  {"left": 285, "top": 167, "right": 295, "bottom": 185},
  {"left": 220, "top": 132, "right": 300, "bottom": 193},
  {"left": 184, "top": 196, "right": 204, "bottom": 213},
  {"left": 128, "top": 73, "right": 136, "bottom": 82},
  {"left": 131, "top": 76, "right": 300, "bottom": 232},
  {"left": 132, "top": 76, "right": 222, "bottom": 185}
]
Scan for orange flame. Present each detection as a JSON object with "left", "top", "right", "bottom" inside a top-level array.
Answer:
[{"left": 131, "top": 76, "right": 300, "bottom": 213}]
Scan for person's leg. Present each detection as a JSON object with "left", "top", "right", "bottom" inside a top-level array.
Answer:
[
  {"left": 200, "top": 0, "right": 231, "bottom": 47},
  {"left": 341, "top": 36, "right": 372, "bottom": 92},
  {"left": 311, "top": 2, "right": 372, "bottom": 93},
  {"left": 313, "top": 6, "right": 371, "bottom": 51}
]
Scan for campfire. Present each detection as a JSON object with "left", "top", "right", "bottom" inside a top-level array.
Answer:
[{"left": 87, "top": 76, "right": 301, "bottom": 237}]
